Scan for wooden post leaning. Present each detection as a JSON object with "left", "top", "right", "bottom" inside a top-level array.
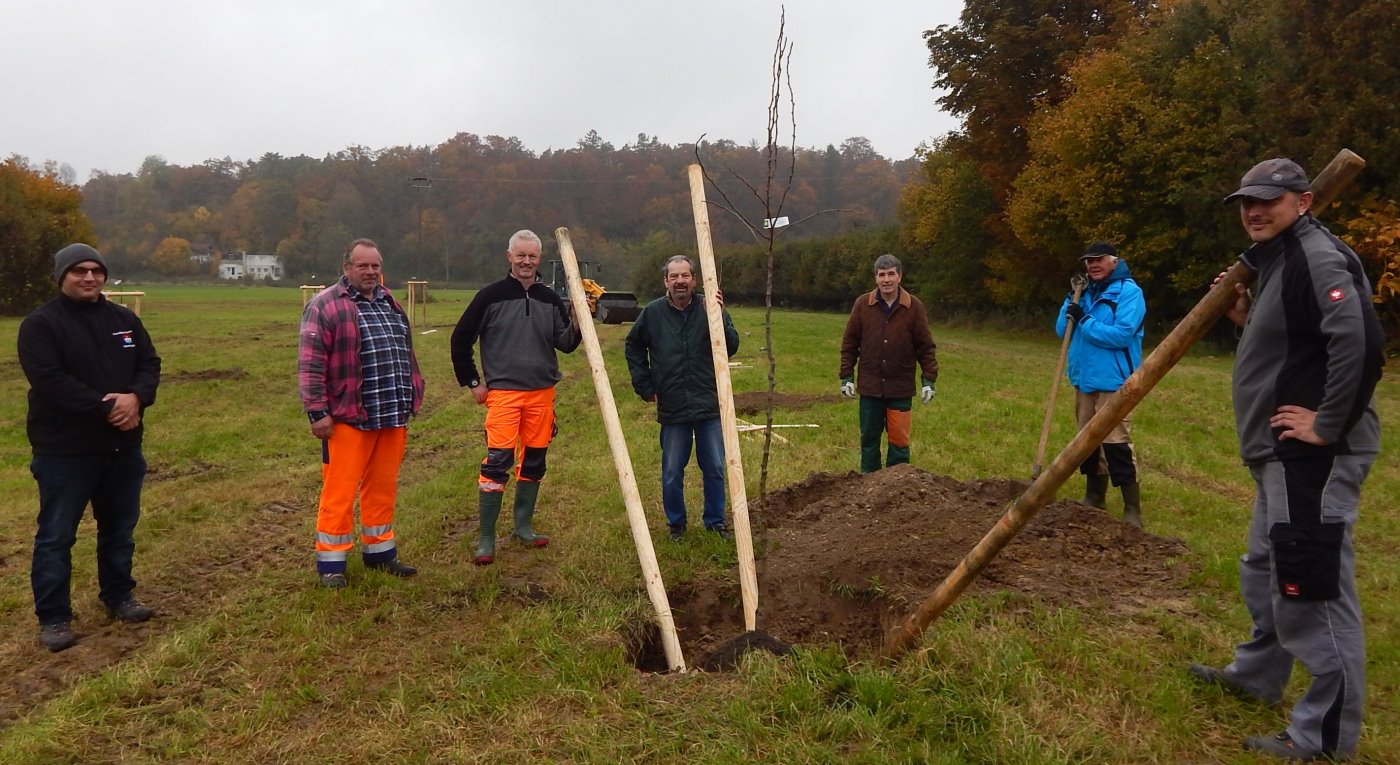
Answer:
[
  {"left": 554, "top": 227, "right": 686, "bottom": 672},
  {"left": 406, "top": 280, "right": 429, "bottom": 327},
  {"left": 102, "top": 291, "right": 145, "bottom": 316},
  {"left": 882, "top": 148, "right": 1367, "bottom": 660},
  {"left": 687, "top": 163, "right": 759, "bottom": 632}
]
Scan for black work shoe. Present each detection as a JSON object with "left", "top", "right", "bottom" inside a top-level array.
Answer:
[
  {"left": 366, "top": 558, "right": 418, "bottom": 578},
  {"left": 1187, "top": 663, "right": 1282, "bottom": 706},
  {"left": 706, "top": 524, "right": 734, "bottom": 541},
  {"left": 319, "top": 572, "right": 348, "bottom": 589},
  {"left": 107, "top": 598, "right": 154, "bottom": 623},
  {"left": 1243, "top": 731, "right": 1323, "bottom": 762},
  {"left": 39, "top": 622, "right": 77, "bottom": 652},
  {"left": 668, "top": 527, "right": 685, "bottom": 542}
]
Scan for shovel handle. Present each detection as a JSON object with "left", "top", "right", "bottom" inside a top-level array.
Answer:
[{"left": 1031, "top": 282, "right": 1085, "bottom": 478}]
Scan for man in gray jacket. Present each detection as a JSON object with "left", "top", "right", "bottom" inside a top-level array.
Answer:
[
  {"left": 451, "top": 230, "right": 580, "bottom": 566},
  {"left": 1189, "top": 158, "right": 1383, "bottom": 762}
]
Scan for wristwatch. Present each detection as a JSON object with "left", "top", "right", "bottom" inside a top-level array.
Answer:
[
  {"left": 468, "top": 378, "right": 481, "bottom": 389},
  {"left": 307, "top": 410, "right": 329, "bottom": 423}
]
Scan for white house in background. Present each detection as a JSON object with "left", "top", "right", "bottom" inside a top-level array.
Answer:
[{"left": 218, "top": 251, "right": 283, "bottom": 281}]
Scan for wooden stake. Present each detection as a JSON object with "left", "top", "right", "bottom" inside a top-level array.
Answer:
[
  {"left": 555, "top": 227, "right": 686, "bottom": 672},
  {"left": 687, "top": 164, "right": 759, "bottom": 632},
  {"left": 405, "top": 280, "right": 429, "bottom": 328},
  {"left": 1031, "top": 281, "right": 1085, "bottom": 480},
  {"left": 882, "top": 148, "right": 1367, "bottom": 659}
]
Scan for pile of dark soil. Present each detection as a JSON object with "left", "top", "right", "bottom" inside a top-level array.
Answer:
[{"left": 668, "top": 464, "right": 1189, "bottom": 665}]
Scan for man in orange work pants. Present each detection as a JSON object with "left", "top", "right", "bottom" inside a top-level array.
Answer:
[
  {"left": 450, "top": 230, "right": 580, "bottom": 565},
  {"left": 299, "top": 239, "right": 425, "bottom": 588}
]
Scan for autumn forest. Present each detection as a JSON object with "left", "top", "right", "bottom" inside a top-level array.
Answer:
[{"left": 4, "top": 0, "right": 1397, "bottom": 335}]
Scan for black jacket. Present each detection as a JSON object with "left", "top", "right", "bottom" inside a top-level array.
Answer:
[{"left": 17, "top": 294, "right": 161, "bottom": 455}]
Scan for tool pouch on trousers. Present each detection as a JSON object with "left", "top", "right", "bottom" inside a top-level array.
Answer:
[{"left": 1268, "top": 522, "right": 1345, "bottom": 601}]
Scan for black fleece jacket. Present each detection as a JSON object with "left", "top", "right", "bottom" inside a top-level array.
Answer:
[{"left": 17, "top": 294, "right": 161, "bottom": 455}]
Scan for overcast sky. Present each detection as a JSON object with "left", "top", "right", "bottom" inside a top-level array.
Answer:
[{"left": 2, "top": 1, "right": 965, "bottom": 181}]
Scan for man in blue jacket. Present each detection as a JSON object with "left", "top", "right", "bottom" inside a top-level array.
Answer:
[
  {"left": 625, "top": 256, "right": 739, "bottom": 542},
  {"left": 1055, "top": 241, "right": 1146, "bottom": 527}
]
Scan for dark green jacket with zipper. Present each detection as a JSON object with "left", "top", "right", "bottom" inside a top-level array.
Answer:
[{"left": 624, "top": 295, "right": 739, "bottom": 425}]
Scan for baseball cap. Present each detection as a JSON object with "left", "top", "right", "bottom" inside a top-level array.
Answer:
[
  {"left": 1079, "top": 241, "right": 1117, "bottom": 261},
  {"left": 1223, "top": 158, "right": 1311, "bottom": 203}
]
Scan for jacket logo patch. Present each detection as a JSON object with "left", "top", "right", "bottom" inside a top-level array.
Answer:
[
  {"left": 112, "top": 330, "right": 135, "bottom": 348},
  {"left": 1328, "top": 288, "right": 1344, "bottom": 302},
  {"left": 1283, "top": 582, "right": 1301, "bottom": 597}
]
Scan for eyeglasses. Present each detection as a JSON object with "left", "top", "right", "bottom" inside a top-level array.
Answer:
[{"left": 68, "top": 266, "right": 106, "bottom": 277}]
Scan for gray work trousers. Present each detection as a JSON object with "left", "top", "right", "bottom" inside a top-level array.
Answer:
[{"left": 1223, "top": 455, "right": 1370, "bottom": 758}]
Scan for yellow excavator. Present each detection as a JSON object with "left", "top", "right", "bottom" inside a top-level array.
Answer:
[{"left": 548, "top": 260, "right": 641, "bottom": 324}]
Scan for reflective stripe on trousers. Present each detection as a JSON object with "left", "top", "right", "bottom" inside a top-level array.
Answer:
[{"left": 315, "top": 423, "right": 407, "bottom": 572}]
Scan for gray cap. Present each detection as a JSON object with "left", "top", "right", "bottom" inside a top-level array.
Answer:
[
  {"left": 53, "top": 243, "right": 108, "bottom": 283},
  {"left": 1223, "top": 158, "right": 1311, "bottom": 203}
]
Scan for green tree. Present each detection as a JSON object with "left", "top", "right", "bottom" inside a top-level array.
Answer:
[
  {"left": 899, "top": 146, "right": 998, "bottom": 312},
  {"left": 0, "top": 157, "right": 94, "bottom": 315},
  {"left": 1006, "top": 0, "right": 1400, "bottom": 317},
  {"left": 905, "top": 0, "right": 1154, "bottom": 315},
  {"left": 924, "top": 0, "right": 1152, "bottom": 199},
  {"left": 1007, "top": 38, "right": 1254, "bottom": 315}
]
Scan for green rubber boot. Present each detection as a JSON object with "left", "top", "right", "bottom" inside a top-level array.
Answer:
[
  {"left": 475, "top": 490, "right": 503, "bottom": 565},
  {"left": 1121, "top": 482, "right": 1142, "bottom": 528},
  {"left": 1082, "top": 473, "right": 1109, "bottom": 510},
  {"left": 512, "top": 481, "right": 550, "bottom": 547}
]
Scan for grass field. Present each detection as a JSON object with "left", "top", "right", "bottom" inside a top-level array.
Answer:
[{"left": 0, "top": 283, "right": 1395, "bottom": 764}]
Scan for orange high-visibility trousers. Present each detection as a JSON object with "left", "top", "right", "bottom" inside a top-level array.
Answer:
[
  {"left": 479, "top": 388, "right": 556, "bottom": 491},
  {"left": 315, "top": 423, "right": 407, "bottom": 573}
]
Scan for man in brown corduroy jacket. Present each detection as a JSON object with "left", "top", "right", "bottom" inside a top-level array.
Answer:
[{"left": 838, "top": 254, "right": 939, "bottom": 473}]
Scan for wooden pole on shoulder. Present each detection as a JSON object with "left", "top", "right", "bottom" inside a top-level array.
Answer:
[
  {"left": 1031, "top": 281, "right": 1084, "bottom": 480},
  {"left": 687, "top": 164, "right": 759, "bottom": 632},
  {"left": 882, "top": 148, "right": 1366, "bottom": 659},
  {"left": 555, "top": 227, "right": 686, "bottom": 672}
]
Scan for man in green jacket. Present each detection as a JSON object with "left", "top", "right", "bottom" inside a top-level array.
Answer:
[
  {"left": 840, "top": 254, "right": 939, "bottom": 473},
  {"left": 625, "top": 256, "right": 739, "bottom": 541}
]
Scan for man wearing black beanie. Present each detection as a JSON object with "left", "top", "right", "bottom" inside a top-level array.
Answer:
[{"left": 17, "top": 243, "right": 162, "bottom": 652}]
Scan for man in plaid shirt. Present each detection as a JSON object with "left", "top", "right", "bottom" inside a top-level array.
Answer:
[{"left": 299, "top": 238, "right": 425, "bottom": 588}]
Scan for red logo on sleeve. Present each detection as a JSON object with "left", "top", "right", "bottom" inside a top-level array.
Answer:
[{"left": 1328, "top": 288, "right": 1345, "bottom": 302}]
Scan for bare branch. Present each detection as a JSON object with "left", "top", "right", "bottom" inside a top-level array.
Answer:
[{"left": 771, "top": 208, "right": 853, "bottom": 239}]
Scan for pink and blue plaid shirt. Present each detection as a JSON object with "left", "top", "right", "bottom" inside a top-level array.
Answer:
[{"left": 298, "top": 276, "right": 424, "bottom": 427}]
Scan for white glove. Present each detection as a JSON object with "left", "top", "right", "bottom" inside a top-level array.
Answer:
[
  {"left": 840, "top": 380, "right": 856, "bottom": 398},
  {"left": 920, "top": 384, "right": 935, "bottom": 404}
]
